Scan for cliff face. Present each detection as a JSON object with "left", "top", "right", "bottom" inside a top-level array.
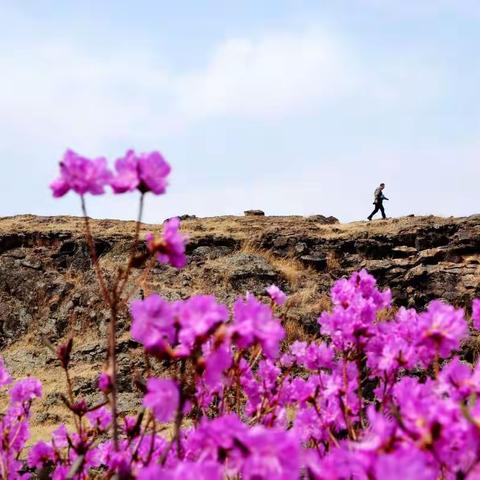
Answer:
[{"left": 0, "top": 213, "right": 479, "bottom": 437}]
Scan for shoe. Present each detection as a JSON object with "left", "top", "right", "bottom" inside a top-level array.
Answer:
[{"left": 367, "top": 217, "right": 372, "bottom": 221}]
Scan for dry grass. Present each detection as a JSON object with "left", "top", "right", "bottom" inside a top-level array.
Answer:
[
  {"left": 240, "top": 243, "right": 313, "bottom": 288},
  {"left": 283, "top": 317, "right": 309, "bottom": 343},
  {"left": 287, "top": 285, "right": 330, "bottom": 315},
  {"left": 0, "top": 213, "right": 462, "bottom": 243},
  {"left": 463, "top": 334, "right": 480, "bottom": 363},
  {"left": 237, "top": 243, "right": 334, "bottom": 343},
  {"left": 376, "top": 306, "right": 399, "bottom": 323},
  {"left": 326, "top": 252, "right": 342, "bottom": 271}
]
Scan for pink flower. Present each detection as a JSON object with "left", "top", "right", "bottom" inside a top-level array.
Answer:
[
  {"left": 143, "top": 378, "right": 179, "bottom": 422},
  {"left": 137, "top": 461, "right": 222, "bottom": 480},
  {"left": 203, "top": 342, "right": 233, "bottom": 389},
  {"left": 438, "top": 357, "right": 476, "bottom": 400},
  {"left": 87, "top": 406, "right": 112, "bottom": 431},
  {"left": 122, "top": 416, "right": 138, "bottom": 437},
  {"left": 319, "top": 270, "right": 391, "bottom": 351},
  {"left": 241, "top": 427, "right": 300, "bottom": 479},
  {"left": 130, "top": 294, "right": 175, "bottom": 354},
  {"left": 373, "top": 449, "right": 437, "bottom": 480},
  {"left": 472, "top": 299, "right": 480, "bottom": 330},
  {"left": 50, "top": 149, "right": 112, "bottom": 197},
  {"left": 0, "top": 357, "right": 12, "bottom": 388},
  {"left": 417, "top": 300, "right": 467, "bottom": 361},
  {"left": 185, "top": 414, "right": 249, "bottom": 463},
  {"left": 138, "top": 151, "right": 171, "bottom": 194},
  {"left": 146, "top": 218, "right": 187, "bottom": 269},
  {"left": 175, "top": 295, "right": 229, "bottom": 353},
  {"left": 289, "top": 340, "right": 334, "bottom": 369},
  {"left": 10, "top": 378, "right": 42, "bottom": 404},
  {"left": 52, "top": 465, "right": 70, "bottom": 480},
  {"left": 27, "top": 441, "right": 55, "bottom": 468},
  {"left": 98, "top": 372, "right": 113, "bottom": 393},
  {"left": 52, "top": 424, "right": 69, "bottom": 448},
  {"left": 110, "top": 150, "right": 139, "bottom": 193},
  {"left": 111, "top": 149, "right": 171, "bottom": 195},
  {"left": 232, "top": 294, "right": 285, "bottom": 358},
  {"left": 266, "top": 285, "right": 287, "bottom": 306},
  {"left": 303, "top": 343, "right": 334, "bottom": 370}
]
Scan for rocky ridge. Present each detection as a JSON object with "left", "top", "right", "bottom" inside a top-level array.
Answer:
[{"left": 0, "top": 213, "right": 479, "bottom": 438}]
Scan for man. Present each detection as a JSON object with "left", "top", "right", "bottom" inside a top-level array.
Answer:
[{"left": 368, "top": 183, "right": 388, "bottom": 220}]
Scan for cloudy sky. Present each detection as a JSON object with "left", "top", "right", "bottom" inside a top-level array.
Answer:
[{"left": 1, "top": 0, "right": 479, "bottom": 223}]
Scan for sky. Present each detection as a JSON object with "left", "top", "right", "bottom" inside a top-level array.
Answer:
[{"left": 0, "top": 0, "right": 479, "bottom": 223}]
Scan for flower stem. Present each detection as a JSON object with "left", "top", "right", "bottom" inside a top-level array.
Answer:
[
  {"left": 108, "top": 298, "right": 120, "bottom": 450},
  {"left": 80, "top": 196, "right": 111, "bottom": 307},
  {"left": 117, "top": 193, "right": 145, "bottom": 298}
]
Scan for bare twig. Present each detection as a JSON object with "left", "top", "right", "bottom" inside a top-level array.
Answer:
[
  {"left": 117, "top": 193, "right": 145, "bottom": 298},
  {"left": 80, "top": 196, "right": 112, "bottom": 306}
]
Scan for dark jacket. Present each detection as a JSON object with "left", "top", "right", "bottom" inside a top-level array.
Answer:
[{"left": 374, "top": 187, "right": 387, "bottom": 204}]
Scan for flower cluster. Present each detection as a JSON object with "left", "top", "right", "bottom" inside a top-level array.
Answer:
[
  {"left": 145, "top": 218, "right": 187, "bottom": 269},
  {"left": 4, "top": 270, "right": 480, "bottom": 479},
  {"left": 0, "top": 372, "right": 42, "bottom": 476},
  {"left": 50, "top": 148, "right": 188, "bottom": 270},
  {"left": 50, "top": 148, "right": 170, "bottom": 198}
]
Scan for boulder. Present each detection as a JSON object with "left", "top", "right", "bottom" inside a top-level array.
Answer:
[
  {"left": 307, "top": 215, "right": 339, "bottom": 224},
  {"left": 300, "top": 255, "right": 327, "bottom": 271},
  {"left": 244, "top": 210, "right": 265, "bottom": 217}
]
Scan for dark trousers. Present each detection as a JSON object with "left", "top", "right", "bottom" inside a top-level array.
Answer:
[{"left": 368, "top": 202, "right": 386, "bottom": 220}]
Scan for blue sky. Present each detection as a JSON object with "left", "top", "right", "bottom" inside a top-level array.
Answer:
[{"left": 0, "top": 0, "right": 479, "bottom": 223}]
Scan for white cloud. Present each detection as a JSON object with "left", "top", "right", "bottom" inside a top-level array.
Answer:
[
  {"left": 0, "top": 43, "right": 173, "bottom": 153},
  {"left": 175, "top": 30, "right": 352, "bottom": 119},
  {"left": 0, "top": 25, "right": 443, "bottom": 156},
  {"left": 175, "top": 29, "right": 444, "bottom": 120}
]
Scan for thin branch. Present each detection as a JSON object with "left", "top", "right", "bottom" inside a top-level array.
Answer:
[
  {"left": 108, "top": 299, "right": 120, "bottom": 450},
  {"left": 80, "top": 196, "right": 112, "bottom": 306},
  {"left": 117, "top": 193, "right": 145, "bottom": 298}
]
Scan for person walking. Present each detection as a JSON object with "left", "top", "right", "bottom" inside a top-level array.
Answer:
[{"left": 368, "top": 183, "right": 389, "bottom": 220}]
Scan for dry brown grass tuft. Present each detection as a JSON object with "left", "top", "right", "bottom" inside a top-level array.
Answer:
[
  {"left": 462, "top": 333, "right": 480, "bottom": 363},
  {"left": 283, "top": 317, "right": 310, "bottom": 343},
  {"left": 376, "top": 306, "right": 399, "bottom": 323},
  {"left": 239, "top": 243, "right": 312, "bottom": 288},
  {"left": 326, "top": 252, "right": 342, "bottom": 271}
]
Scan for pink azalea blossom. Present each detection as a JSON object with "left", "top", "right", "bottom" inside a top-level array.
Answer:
[
  {"left": 146, "top": 217, "right": 187, "bottom": 269},
  {"left": 417, "top": 300, "right": 467, "bottom": 362},
  {"left": 98, "top": 372, "right": 113, "bottom": 393},
  {"left": 87, "top": 406, "right": 112, "bottom": 431},
  {"left": 175, "top": 295, "right": 229, "bottom": 353},
  {"left": 472, "top": 299, "right": 480, "bottom": 330},
  {"left": 9, "top": 378, "right": 42, "bottom": 404},
  {"left": 50, "top": 149, "right": 112, "bottom": 197},
  {"left": 241, "top": 427, "right": 300, "bottom": 479},
  {"left": 27, "top": 441, "right": 55, "bottom": 468},
  {"left": 111, "top": 149, "right": 170, "bottom": 195},
  {"left": 373, "top": 449, "right": 437, "bottom": 480},
  {"left": 319, "top": 270, "right": 391, "bottom": 351},
  {"left": 143, "top": 378, "right": 179, "bottom": 422},
  {"left": 203, "top": 342, "right": 233, "bottom": 389},
  {"left": 232, "top": 294, "right": 285, "bottom": 358},
  {"left": 137, "top": 461, "right": 222, "bottom": 479},
  {"left": 266, "top": 285, "right": 287, "bottom": 305},
  {"left": 130, "top": 294, "right": 175, "bottom": 354},
  {"left": 0, "top": 357, "right": 12, "bottom": 388}
]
